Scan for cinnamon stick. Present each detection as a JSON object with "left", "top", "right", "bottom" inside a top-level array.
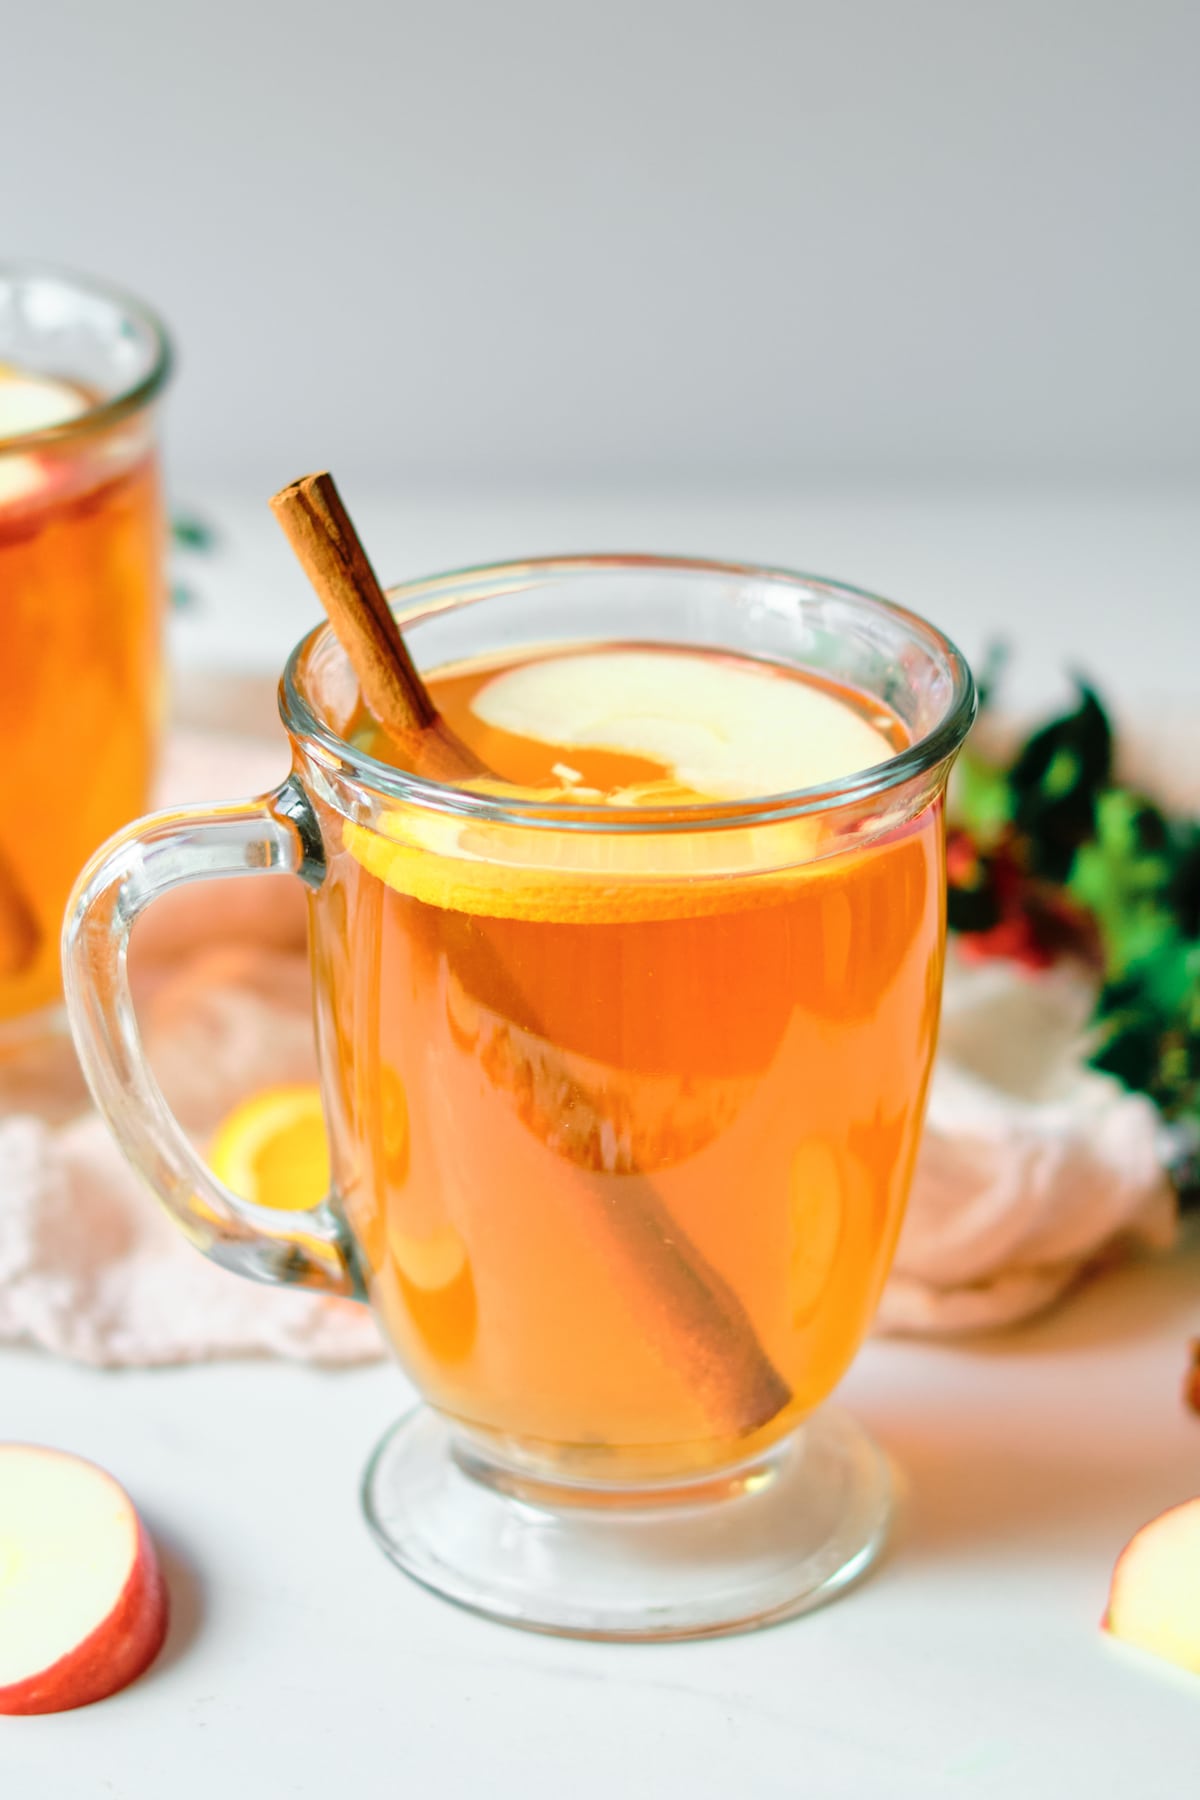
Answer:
[
  {"left": 0, "top": 846, "right": 39, "bottom": 979},
  {"left": 269, "top": 472, "right": 791, "bottom": 1438},
  {"left": 446, "top": 976, "right": 791, "bottom": 1436},
  {"left": 270, "top": 474, "right": 485, "bottom": 784}
]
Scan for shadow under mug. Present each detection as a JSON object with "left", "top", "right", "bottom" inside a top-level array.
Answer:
[{"left": 63, "top": 555, "right": 975, "bottom": 1641}]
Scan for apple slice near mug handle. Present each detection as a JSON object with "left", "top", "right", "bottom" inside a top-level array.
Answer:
[{"left": 0, "top": 1444, "right": 169, "bottom": 1714}]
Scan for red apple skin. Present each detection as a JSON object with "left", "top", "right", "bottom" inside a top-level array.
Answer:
[{"left": 0, "top": 1516, "right": 169, "bottom": 1716}]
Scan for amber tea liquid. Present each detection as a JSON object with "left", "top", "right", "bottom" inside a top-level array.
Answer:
[
  {"left": 0, "top": 372, "right": 163, "bottom": 1019},
  {"left": 311, "top": 644, "right": 945, "bottom": 1479}
]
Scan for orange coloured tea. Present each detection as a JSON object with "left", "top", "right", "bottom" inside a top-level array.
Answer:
[
  {"left": 311, "top": 645, "right": 945, "bottom": 1479},
  {"left": 0, "top": 371, "right": 164, "bottom": 1020}
]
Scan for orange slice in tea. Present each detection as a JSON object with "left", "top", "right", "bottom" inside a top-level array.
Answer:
[
  {"left": 343, "top": 771, "right": 921, "bottom": 923},
  {"left": 209, "top": 1083, "right": 329, "bottom": 1211},
  {"left": 341, "top": 794, "right": 859, "bottom": 925}
]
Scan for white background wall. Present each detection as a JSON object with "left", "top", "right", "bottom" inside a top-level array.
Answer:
[{"left": 6, "top": 0, "right": 1198, "bottom": 492}]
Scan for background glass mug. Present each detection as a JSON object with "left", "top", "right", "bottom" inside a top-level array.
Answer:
[
  {"left": 64, "top": 557, "right": 974, "bottom": 1641},
  {"left": 0, "top": 264, "right": 170, "bottom": 1028}
]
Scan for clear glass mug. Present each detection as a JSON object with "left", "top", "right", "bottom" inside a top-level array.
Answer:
[
  {"left": 64, "top": 557, "right": 974, "bottom": 1641},
  {"left": 0, "top": 265, "right": 170, "bottom": 1038}
]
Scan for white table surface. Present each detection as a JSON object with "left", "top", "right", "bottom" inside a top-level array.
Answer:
[{"left": 7, "top": 484, "right": 1200, "bottom": 1796}]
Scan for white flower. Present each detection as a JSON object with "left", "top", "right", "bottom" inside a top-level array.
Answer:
[{"left": 879, "top": 945, "right": 1176, "bottom": 1334}]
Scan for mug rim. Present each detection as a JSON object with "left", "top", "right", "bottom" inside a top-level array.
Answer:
[
  {"left": 279, "top": 552, "right": 977, "bottom": 833},
  {"left": 0, "top": 261, "right": 172, "bottom": 453}
]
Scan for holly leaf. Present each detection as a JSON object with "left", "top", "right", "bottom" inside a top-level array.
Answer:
[
  {"left": 1009, "top": 683, "right": 1112, "bottom": 883},
  {"left": 1090, "top": 927, "right": 1200, "bottom": 1116},
  {"left": 1068, "top": 790, "right": 1177, "bottom": 980},
  {"left": 945, "top": 667, "right": 1200, "bottom": 1152},
  {"left": 948, "top": 750, "right": 1012, "bottom": 848}
]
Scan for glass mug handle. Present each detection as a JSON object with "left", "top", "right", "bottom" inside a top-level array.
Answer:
[{"left": 62, "top": 777, "right": 362, "bottom": 1298}]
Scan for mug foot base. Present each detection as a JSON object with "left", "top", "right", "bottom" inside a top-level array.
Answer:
[{"left": 361, "top": 1405, "right": 892, "bottom": 1642}]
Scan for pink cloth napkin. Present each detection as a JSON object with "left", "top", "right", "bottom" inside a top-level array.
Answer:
[
  {"left": 0, "top": 730, "right": 1176, "bottom": 1366},
  {"left": 0, "top": 731, "right": 382, "bottom": 1365}
]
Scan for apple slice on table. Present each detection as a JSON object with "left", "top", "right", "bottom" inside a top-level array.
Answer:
[
  {"left": 1104, "top": 1497, "right": 1200, "bottom": 1676},
  {"left": 0, "top": 1445, "right": 169, "bottom": 1715}
]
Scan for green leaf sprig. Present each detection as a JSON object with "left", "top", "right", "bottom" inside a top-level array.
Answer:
[{"left": 947, "top": 672, "right": 1200, "bottom": 1148}]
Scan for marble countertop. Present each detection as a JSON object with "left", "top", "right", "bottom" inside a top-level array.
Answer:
[{"left": 9, "top": 483, "right": 1200, "bottom": 1796}]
